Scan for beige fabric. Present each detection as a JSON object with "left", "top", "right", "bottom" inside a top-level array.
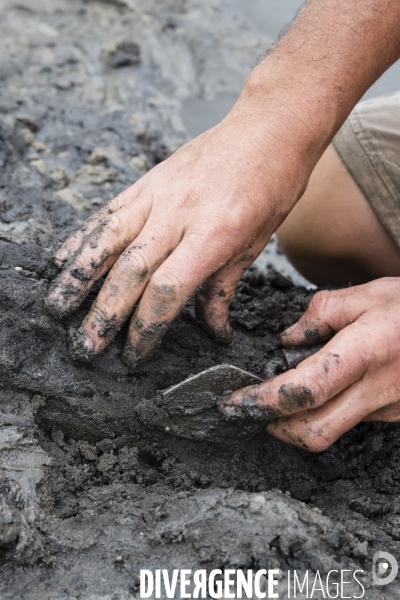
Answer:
[{"left": 333, "top": 92, "right": 400, "bottom": 247}]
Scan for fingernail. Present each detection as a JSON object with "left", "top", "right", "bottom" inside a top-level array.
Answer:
[
  {"left": 280, "top": 322, "right": 298, "bottom": 338},
  {"left": 69, "top": 327, "right": 96, "bottom": 362}
]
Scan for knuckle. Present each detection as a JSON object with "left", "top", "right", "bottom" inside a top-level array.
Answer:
[
  {"left": 119, "top": 249, "right": 151, "bottom": 285},
  {"left": 296, "top": 367, "right": 330, "bottom": 403},
  {"left": 149, "top": 269, "right": 183, "bottom": 300},
  {"left": 306, "top": 432, "right": 332, "bottom": 453},
  {"left": 106, "top": 213, "right": 126, "bottom": 238},
  {"left": 309, "top": 370, "right": 332, "bottom": 399},
  {"left": 308, "top": 290, "right": 334, "bottom": 318},
  {"left": 108, "top": 194, "right": 123, "bottom": 211},
  {"left": 309, "top": 289, "right": 330, "bottom": 311}
]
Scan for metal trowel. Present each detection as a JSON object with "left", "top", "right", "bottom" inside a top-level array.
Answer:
[{"left": 135, "top": 344, "right": 324, "bottom": 444}]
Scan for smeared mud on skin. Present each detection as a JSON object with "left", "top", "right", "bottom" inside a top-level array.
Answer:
[
  {"left": 303, "top": 327, "right": 333, "bottom": 345},
  {"left": 104, "top": 281, "right": 121, "bottom": 299},
  {"left": 121, "top": 280, "right": 184, "bottom": 367},
  {"left": 320, "top": 351, "right": 341, "bottom": 374},
  {"left": 53, "top": 254, "right": 68, "bottom": 269},
  {"left": 119, "top": 249, "right": 149, "bottom": 285},
  {"left": 122, "top": 319, "right": 169, "bottom": 368},
  {"left": 90, "top": 258, "right": 101, "bottom": 269},
  {"left": 98, "top": 313, "right": 118, "bottom": 338},
  {"left": 70, "top": 267, "right": 92, "bottom": 282},
  {"left": 150, "top": 283, "right": 180, "bottom": 319},
  {"left": 68, "top": 326, "right": 97, "bottom": 362},
  {"left": 281, "top": 325, "right": 329, "bottom": 345},
  {"left": 305, "top": 327, "right": 320, "bottom": 340},
  {"left": 278, "top": 383, "right": 315, "bottom": 412},
  {"left": 45, "top": 282, "right": 83, "bottom": 318},
  {"left": 220, "top": 393, "right": 280, "bottom": 425}
]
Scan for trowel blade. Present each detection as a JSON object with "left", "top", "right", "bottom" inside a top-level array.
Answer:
[
  {"left": 161, "top": 363, "right": 263, "bottom": 413},
  {"left": 153, "top": 364, "right": 264, "bottom": 443}
]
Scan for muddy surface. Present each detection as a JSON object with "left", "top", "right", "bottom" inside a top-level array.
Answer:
[
  {"left": 1, "top": 0, "right": 400, "bottom": 598},
  {"left": 3, "top": 230, "right": 400, "bottom": 600}
]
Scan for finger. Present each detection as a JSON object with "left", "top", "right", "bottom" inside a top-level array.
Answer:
[
  {"left": 54, "top": 183, "right": 143, "bottom": 267},
  {"left": 280, "top": 285, "right": 378, "bottom": 346},
  {"left": 267, "top": 365, "right": 399, "bottom": 451},
  {"left": 364, "top": 402, "right": 400, "bottom": 422},
  {"left": 69, "top": 223, "right": 180, "bottom": 361},
  {"left": 221, "top": 318, "right": 380, "bottom": 420},
  {"left": 195, "top": 253, "right": 258, "bottom": 344},
  {"left": 46, "top": 194, "right": 150, "bottom": 318},
  {"left": 122, "top": 235, "right": 234, "bottom": 367}
]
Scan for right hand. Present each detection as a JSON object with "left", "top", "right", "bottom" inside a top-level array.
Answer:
[{"left": 45, "top": 92, "right": 314, "bottom": 366}]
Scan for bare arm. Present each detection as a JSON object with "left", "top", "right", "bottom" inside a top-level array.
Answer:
[
  {"left": 46, "top": 0, "right": 400, "bottom": 366},
  {"left": 237, "top": 0, "right": 400, "bottom": 177}
]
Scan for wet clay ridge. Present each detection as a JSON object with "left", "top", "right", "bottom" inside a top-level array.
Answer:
[{"left": 0, "top": 0, "right": 400, "bottom": 598}]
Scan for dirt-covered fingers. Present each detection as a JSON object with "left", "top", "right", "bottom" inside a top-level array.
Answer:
[
  {"left": 195, "top": 255, "right": 256, "bottom": 344},
  {"left": 54, "top": 183, "right": 143, "bottom": 267},
  {"left": 46, "top": 198, "right": 150, "bottom": 317},
  {"left": 70, "top": 228, "right": 177, "bottom": 360},
  {"left": 221, "top": 326, "right": 373, "bottom": 420},
  {"left": 122, "top": 238, "right": 231, "bottom": 367},
  {"left": 267, "top": 369, "right": 400, "bottom": 451},
  {"left": 280, "top": 287, "right": 371, "bottom": 346},
  {"left": 281, "top": 279, "right": 400, "bottom": 346}
]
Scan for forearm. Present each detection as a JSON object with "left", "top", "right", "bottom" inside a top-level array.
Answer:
[{"left": 233, "top": 0, "right": 400, "bottom": 167}]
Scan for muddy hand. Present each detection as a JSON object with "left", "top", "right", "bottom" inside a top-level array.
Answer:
[
  {"left": 221, "top": 279, "right": 400, "bottom": 451},
  {"left": 45, "top": 92, "right": 313, "bottom": 366}
]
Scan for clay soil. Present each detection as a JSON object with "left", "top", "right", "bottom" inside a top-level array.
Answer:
[{"left": 0, "top": 1, "right": 400, "bottom": 598}]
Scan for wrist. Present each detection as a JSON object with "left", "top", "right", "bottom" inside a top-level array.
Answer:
[{"left": 236, "top": 61, "right": 339, "bottom": 166}]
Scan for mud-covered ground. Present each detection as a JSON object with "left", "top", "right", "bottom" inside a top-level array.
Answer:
[{"left": 0, "top": 1, "right": 400, "bottom": 598}]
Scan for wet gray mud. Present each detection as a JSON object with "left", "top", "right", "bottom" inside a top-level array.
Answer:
[{"left": 0, "top": 1, "right": 399, "bottom": 598}]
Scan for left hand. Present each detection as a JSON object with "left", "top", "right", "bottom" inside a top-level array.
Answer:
[{"left": 221, "top": 278, "right": 400, "bottom": 451}]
